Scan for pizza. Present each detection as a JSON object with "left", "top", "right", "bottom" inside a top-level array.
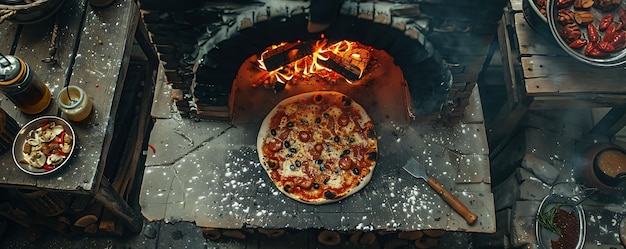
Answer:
[{"left": 257, "top": 91, "right": 378, "bottom": 204}]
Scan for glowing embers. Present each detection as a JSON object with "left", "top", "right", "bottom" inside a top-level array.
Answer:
[{"left": 254, "top": 39, "right": 373, "bottom": 91}]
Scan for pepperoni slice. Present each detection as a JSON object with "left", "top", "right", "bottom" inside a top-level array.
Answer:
[
  {"left": 298, "top": 131, "right": 311, "bottom": 142},
  {"left": 295, "top": 177, "right": 313, "bottom": 189},
  {"left": 337, "top": 114, "right": 350, "bottom": 126},
  {"left": 338, "top": 156, "right": 353, "bottom": 170},
  {"left": 266, "top": 138, "right": 283, "bottom": 152}
]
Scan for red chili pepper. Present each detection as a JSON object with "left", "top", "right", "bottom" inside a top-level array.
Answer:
[
  {"left": 604, "top": 24, "right": 617, "bottom": 42},
  {"left": 584, "top": 42, "right": 595, "bottom": 55},
  {"left": 40, "top": 119, "right": 49, "bottom": 128},
  {"left": 147, "top": 144, "right": 156, "bottom": 153},
  {"left": 568, "top": 39, "right": 588, "bottom": 49},
  {"left": 612, "top": 32, "right": 626, "bottom": 50},
  {"left": 599, "top": 14, "right": 614, "bottom": 31},
  {"left": 588, "top": 23, "right": 599, "bottom": 42},
  {"left": 598, "top": 41, "right": 616, "bottom": 52},
  {"left": 612, "top": 31, "right": 626, "bottom": 43},
  {"left": 620, "top": 10, "right": 626, "bottom": 29},
  {"left": 557, "top": 0, "right": 574, "bottom": 7},
  {"left": 43, "top": 165, "right": 54, "bottom": 171},
  {"left": 616, "top": 22, "right": 624, "bottom": 32},
  {"left": 584, "top": 43, "right": 609, "bottom": 57},
  {"left": 59, "top": 130, "right": 65, "bottom": 144}
]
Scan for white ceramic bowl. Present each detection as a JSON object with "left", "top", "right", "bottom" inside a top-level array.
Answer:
[{"left": 12, "top": 116, "right": 76, "bottom": 176}]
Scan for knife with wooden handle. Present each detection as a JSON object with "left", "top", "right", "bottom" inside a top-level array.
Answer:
[{"left": 403, "top": 158, "right": 478, "bottom": 225}]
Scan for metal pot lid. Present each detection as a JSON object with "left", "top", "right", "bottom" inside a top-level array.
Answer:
[{"left": 546, "top": 0, "right": 626, "bottom": 67}]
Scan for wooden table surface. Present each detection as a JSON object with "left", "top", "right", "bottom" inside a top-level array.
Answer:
[
  {"left": 0, "top": 0, "right": 153, "bottom": 233},
  {"left": 0, "top": 0, "right": 138, "bottom": 192}
]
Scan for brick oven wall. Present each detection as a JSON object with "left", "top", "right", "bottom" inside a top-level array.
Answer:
[{"left": 137, "top": 0, "right": 507, "bottom": 123}]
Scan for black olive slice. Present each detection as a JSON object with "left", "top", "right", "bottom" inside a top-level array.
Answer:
[
  {"left": 267, "top": 161, "right": 277, "bottom": 169},
  {"left": 271, "top": 129, "right": 277, "bottom": 136},
  {"left": 353, "top": 167, "right": 360, "bottom": 175},
  {"left": 324, "top": 190, "right": 336, "bottom": 199},
  {"left": 284, "top": 184, "right": 292, "bottom": 193}
]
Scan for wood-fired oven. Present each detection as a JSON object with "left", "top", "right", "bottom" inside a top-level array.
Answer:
[{"left": 139, "top": 0, "right": 507, "bottom": 125}]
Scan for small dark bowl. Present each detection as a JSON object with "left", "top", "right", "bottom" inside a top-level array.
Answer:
[{"left": 12, "top": 116, "right": 76, "bottom": 176}]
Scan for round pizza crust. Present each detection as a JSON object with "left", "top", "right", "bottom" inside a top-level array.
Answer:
[{"left": 257, "top": 91, "right": 377, "bottom": 205}]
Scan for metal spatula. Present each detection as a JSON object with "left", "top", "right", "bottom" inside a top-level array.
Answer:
[{"left": 402, "top": 158, "right": 478, "bottom": 225}]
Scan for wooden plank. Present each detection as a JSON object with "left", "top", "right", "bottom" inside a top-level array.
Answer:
[
  {"left": 119, "top": 63, "right": 155, "bottom": 200},
  {"left": 522, "top": 57, "right": 626, "bottom": 95},
  {"left": 528, "top": 95, "right": 626, "bottom": 109},
  {"left": 511, "top": 0, "right": 523, "bottom": 12},
  {"left": 93, "top": 178, "right": 142, "bottom": 233},
  {"left": 66, "top": 0, "right": 139, "bottom": 192},
  {"left": 589, "top": 106, "right": 626, "bottom": 136},
  {"left": 514, "top": 13, "right": 566, "bottom": 56}
]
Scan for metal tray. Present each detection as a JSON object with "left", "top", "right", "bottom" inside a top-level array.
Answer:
[
  {"left": 535, "top": 194, "right": 586, "bottom": 249},
  {"left": 546, "top": 0, "right": 626, "bottom": 67}
]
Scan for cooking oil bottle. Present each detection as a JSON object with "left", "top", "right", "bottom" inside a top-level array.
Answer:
[{"left": 0, "top": 55, "right": 51, "bottom": 114}]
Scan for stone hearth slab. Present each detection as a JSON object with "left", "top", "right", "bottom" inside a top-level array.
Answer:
[{"left": 140, "top": 82, "right": 494, "bottom": 233}]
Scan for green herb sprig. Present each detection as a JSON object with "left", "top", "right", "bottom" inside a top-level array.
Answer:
[{"left": 538, "top": 203, "right": 563, "bottom": 235}]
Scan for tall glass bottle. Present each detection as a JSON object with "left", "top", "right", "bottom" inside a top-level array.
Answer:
[{"left": 0, "top": 55, "right": 51, "bottom": 114}]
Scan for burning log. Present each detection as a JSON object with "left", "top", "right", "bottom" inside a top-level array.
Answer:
[
  {"left": 257, "top": 39, "right": 371, "bottom": 84},
  {"left": 261, "top": 41, "right": 314, "bottom": 71},
  {"left": 319, "top": 49, "right": 369, "bottom": 81}
]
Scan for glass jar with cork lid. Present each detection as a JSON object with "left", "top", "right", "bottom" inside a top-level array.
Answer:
[{"left": 0, "top": 55, "right": 51, "bottom": 114}]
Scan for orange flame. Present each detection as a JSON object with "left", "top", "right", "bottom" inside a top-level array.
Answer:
[{"left": 256, "top": 39, "right": 366, "bottom": 87}]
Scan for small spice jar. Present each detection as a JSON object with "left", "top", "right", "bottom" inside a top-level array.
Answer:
[
  {"left": 57, "top": 86, "right": 92, "bottom": 122},
  {"left": 0, "top": 55, "right": 52, "bottom": 114}
]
